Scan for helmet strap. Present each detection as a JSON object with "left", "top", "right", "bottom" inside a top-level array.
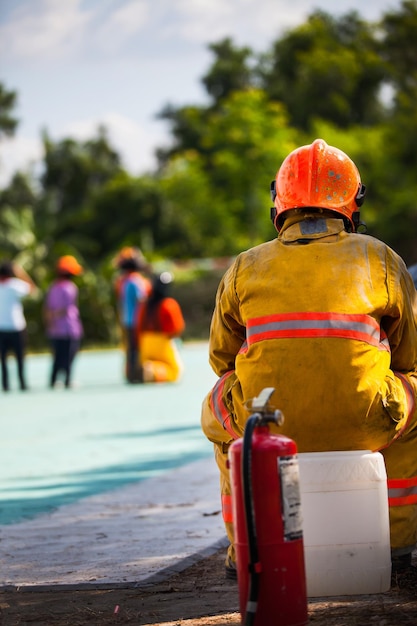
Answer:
[
  {"left": 355, "top": 184, "right": 367, "bottom": 207},
  {"left": 352, "top": 211, "right": 367, "bottom": 234},
  {"left": 270, "top": 206, "right": 281, "bottom": 232}
]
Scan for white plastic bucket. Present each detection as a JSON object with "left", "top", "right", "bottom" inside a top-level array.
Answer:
[{"left": 298, "top": 450, "right": 391, "bottom": 597}]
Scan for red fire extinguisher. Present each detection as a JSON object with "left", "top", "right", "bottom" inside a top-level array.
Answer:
[{"left": 229, "top": 387, "right": 308, "bottom": 626}]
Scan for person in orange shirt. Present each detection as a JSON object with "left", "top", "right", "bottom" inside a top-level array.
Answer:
[{"left": 137, "top": 272, "right": 185, "bottom": 383}]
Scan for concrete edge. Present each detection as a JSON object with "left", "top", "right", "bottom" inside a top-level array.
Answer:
[{"left": 0, "top": 537, "right": 229, "bottom": 594}]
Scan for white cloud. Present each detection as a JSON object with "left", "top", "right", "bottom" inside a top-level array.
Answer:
[
  {"left": 107, "top": 0, "right": 149, "bottom": 35},
  {"left": 0, "top": 0, "right": 92, "bottom": 61},
  {"left": 162, "top": 0, "right": 250, "bottom": 46},
  {"left": 0, "top": 0, "right": 397, "bottom": 65},
  {"left": 165, "top": 0, "right": 309, "bottom": 48},
  {"left": 0, "top": 0, "right": 160, "bottom": 63},
  {"left": 92, "top": 0, "right": 150, "bottom": 53},
  {"left": 170, "top": 0, "right": 400, "bottom": 48}
]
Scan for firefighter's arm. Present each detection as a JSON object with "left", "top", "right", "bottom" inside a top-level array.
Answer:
[
  {"left": 384, "top": 253, "right": 417, "bottom": 374},
  {"left": 209, "top": 261, "right": 246, "bottom": 376}
]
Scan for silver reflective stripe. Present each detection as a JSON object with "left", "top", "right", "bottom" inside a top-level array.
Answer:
[
  {"left": 389, "top": 485, "right": 417, "bottom": 498},
  {"left": 248, "top": 318, "right": 378, "bottom": 338}
]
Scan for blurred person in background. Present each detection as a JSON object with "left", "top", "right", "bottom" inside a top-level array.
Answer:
[
  {"left": 113, "top": 247, "right": 151, "bottom": 383},
  {"left": 0, "top": 260, "right": 36, "bottom": 391},
  {"left": 137, "top": 272, "right": 185, "bottom": 383},
  {"left": 44, "top": 255, "right": 83, "bottom": 389}
]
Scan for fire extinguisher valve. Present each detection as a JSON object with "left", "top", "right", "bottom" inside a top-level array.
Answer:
[
  {"left": 244, "top": 387, "right": 284, "bottom": 428},
  {"left": 260, "top": 411, "right": 284, "bottom": 427}
]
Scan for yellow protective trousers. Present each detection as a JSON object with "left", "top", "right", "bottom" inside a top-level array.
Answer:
[
  {"left": 201, "top": 216, "right": 417, "bottom": 559},
  {"left": 139, "top": 332, "right": 183, "bottom": 382}
]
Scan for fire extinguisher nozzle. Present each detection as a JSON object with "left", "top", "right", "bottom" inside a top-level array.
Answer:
[{"left": 273, "top": 409, "right": 284, "bottom": 426}]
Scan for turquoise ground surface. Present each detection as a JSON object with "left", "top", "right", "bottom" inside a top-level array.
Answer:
[{"left": 0, "top": 342, "right": 217, "bottom": 525}]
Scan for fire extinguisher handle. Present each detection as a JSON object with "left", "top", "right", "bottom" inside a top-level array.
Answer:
[
  {"left": 251, "top": 387, "right": 275, "bottom": 411},
  {"left": 245, "top": 387, "right": 285, "bottom": 427}
]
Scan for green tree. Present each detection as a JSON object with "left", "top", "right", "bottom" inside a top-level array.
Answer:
[
  {"left": 0, "top": 172, "right": 38, "bottom": 263},
  {"left": 381, "top": 0, "right": 417, "bottom": 96},
  {"left": 370, "top": 0, "right": 417, "bottom": 262},
  {"left": 86, "top": 171, "right": 164, "bottom": 261},
  {"left": 0, "top": 82, "right": 19, "bottom": 139},
  {"left": 159, "top": 151, "right": 232, "bottom": 257},
  {"left": 156, "top": 105, "right": 209, "bottom": 167},
  {"left": 36, "top": 126, "right": 123, "bottom": 264},
  {"left": 157, "top": 38, "right": 255, "bottom": 165},
  {"left": 259, "top": 10, "right": 386, "bottom": 131},
  {"left": 159, "top": 89, "right": 298, "bottom": 256},
  {"left": 201, "top": 38, "right": 254, "bottom": 103},
  {"left": 379, "top": 0, "right": 417, "bottom": 164}
]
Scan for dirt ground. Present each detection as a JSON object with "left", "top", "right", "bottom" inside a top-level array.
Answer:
[{"left": 1, "top": 548, "right": 417, "bottom": 626}]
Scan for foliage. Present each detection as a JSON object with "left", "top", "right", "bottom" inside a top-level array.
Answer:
[
  {"left": 84, "top": 172, "right": 165, "bottom": 262},
  {"left": 159, "top": 89, "right": 297, "bottom": 256},
  {"left": 374, "top": 0, "right": 417, "bottom": 260},
  {"left": 258, "top": 10, "right": 386, "bottom": 130},
  {"left": 380, "top": 0, "right": 417, "bottom": 96},
  {"left": 201, "top": 37, "right": 255, "bottom": 103},
  {"left": 156, "top": 104, "right": 210, "bottom": 166},
  {"left": 0, "top": 82, "right": 19, "bottom": 139},
  {"left": 36, "top": 127, "right": 123, "bottom": 265}
]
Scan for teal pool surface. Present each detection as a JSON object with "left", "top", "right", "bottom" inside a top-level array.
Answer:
[{"left": 1, "top": 343, "right": 217, "bottom": 525}]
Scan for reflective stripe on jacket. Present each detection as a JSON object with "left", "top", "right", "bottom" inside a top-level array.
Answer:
[{"left": 388, "top": 476, "right": 417, "bottom": 507}]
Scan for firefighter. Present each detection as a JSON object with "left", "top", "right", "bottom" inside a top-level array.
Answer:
[{"left": 201, "top": 139, "right": 417, "bottom": 579}]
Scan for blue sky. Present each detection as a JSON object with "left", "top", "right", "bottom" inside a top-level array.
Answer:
[{"left": 0, "top": 0, "right": 402, "bottom": 186}]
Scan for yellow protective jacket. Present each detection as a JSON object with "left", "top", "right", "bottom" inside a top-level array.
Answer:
[{"left": 203, "top": 214, "right": 417, "bottom": 552}]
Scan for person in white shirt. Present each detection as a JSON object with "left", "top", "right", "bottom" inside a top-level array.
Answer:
[{"left": 0, "top": 261, "right": 36, "bottom": 391}]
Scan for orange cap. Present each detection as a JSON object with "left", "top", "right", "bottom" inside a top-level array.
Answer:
[{"left": 56, "top": 255, "right": 83, "bottom": 276}]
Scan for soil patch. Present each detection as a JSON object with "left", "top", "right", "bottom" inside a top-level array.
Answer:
[{"left": 1, "top": 549, "right": 417, "bottom": 625}]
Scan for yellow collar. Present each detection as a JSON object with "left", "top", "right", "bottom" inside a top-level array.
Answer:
[{"left": 279, "top": 215, "right": 346, "bottom": 243}]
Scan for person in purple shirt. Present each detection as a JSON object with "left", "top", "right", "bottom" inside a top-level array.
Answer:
[{"left": 44, "top": 255, "right": 83, "bottom": 389}]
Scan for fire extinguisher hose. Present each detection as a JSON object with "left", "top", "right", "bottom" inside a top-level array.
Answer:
[{"left": 242, "top": 414, "right": 261, "bottom": 626}]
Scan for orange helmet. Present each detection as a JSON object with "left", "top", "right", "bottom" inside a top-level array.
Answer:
[
  {"left": 270, "top": 139, "right": 366, "bottom": 231},
  {"left": 56, "top": 255, "right": 83, "bottom": 276}
]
